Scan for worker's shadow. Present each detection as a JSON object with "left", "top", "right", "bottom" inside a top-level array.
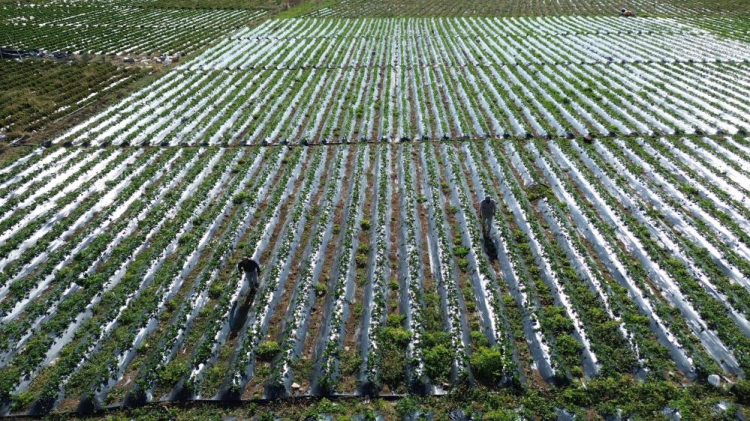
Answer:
[
  {"left": 483, "top": 234, "right": 498, "bottom": 262},
  {"left": 229, "top": 295, "right": 253, "bottom": 335},
  {"left": 229, "top": 271, "right": 258, "bottom": 335}
]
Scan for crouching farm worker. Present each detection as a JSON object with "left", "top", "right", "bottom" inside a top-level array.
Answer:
[
  {"left": 480, "top": 195, "right": 496, "bottom": 238},
  {"left": 620, "top": 8, "right": 634, "bottom": 16},
  {"left": 237, "top": 256, "right": 262, "bottom": 297}
]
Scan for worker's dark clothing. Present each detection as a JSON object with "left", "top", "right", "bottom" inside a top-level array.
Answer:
[
  {"left": 228, "top": 257, "right": 262, "bottom": 328},
  {"left": 237, "top": 257, "right": 260, "bottom": 274},
  {"left": 238, "top": 257, "right": 261, "bottom": 292},
  {"left": 480, "top": 198, "right": 496, "bottom": 238}
]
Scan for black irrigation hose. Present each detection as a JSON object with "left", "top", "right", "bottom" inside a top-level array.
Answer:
[{"left": 24, "top": 129, "right": 743, "bottom": 153}]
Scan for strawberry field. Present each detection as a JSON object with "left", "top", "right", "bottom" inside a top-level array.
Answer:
[
  {"left": 50, "top": 17, "right": 750, "bottom": 147},
  {"left": 302, "top": 0, "right": 693, "bottom": 18},
  {"left": 0, "top": 60, "right": 146, "bottom": 141},
  {"left": 2, "top": 0, "right": 750, "bottom": 417},
  {"left": 0, "top": 134, "right": 748, "bottom": 416},
  {"left": 0, "top": 2, "right": 266, "bottom": 56}
]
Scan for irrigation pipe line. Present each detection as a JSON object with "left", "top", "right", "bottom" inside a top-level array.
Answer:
[{"left": 28, "top": 130, "right": 748, "bottom": 154}]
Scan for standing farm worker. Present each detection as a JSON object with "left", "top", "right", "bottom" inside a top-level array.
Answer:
[
  {"left": 480, "top": 195, "right": 496, "bottom": 238},
  {"left": 237, "top": 256, "right": 261, "bottom": 297}
]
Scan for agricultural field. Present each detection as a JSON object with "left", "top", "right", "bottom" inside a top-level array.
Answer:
[
  {"left": 138, "top": 0, "right": 300, "bottom": 10},
  {"left": 0, "top": 3, "right": 266, "bottom": 56},
  {"left": 1, "top": 0, "right": 750, "bottom": 417},
  {"left": 0, "top": 60, "right": 147, "bottom": 142},
  {"left": 50, "top": 17, "right": 750, "bottom": 147},
  {"left": 688, "top": 17, "right": 750, "bottom": 42},
  {"left": 0, "top": 136, "right": 749, "bottom": 417},
  {"left": 303, "top": 0, "right": 693, "bottom": 18},
  {"left": 299, "top": 0, "right": 750, "bottom": 17}
]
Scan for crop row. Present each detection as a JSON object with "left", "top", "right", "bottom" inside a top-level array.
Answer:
[
  {"left": 0, "top": 4, "right": 266, "bottom": 55},
  {"left": 0, "top": 135, "right": 748, "bottom": 414},
  {"left": 303, "top": 0, "right": 695, "bottom": 17},
  {"left": 48, "top": 18, "right": 750, "bottom": 146},
  {"left": 0, "top": 60, "right": 145, "bottom": 140},
  {"left": 185, "top": 17, "right": 746, "bottom": 70},
  {"left": 0, "top": 4, "right": 258, "bottom": 26},
  {"left": 684, "top": 17, "right": 750, "bottom": 43},
  {"left": 50, "top": 60, "right": 750, "bottom": 145}
]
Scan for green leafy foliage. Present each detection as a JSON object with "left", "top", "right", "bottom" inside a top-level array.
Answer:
[
  {"left": 157, "top": 360, "right": 189, "bottom": 388},
  {"left": 256, "top": 341, "right": 281, "bottom": 362},
  {"left": 377, "top": 314, "right": 411, "bottom": 389},
  {"left": 423, "top": 332, "right": 454, "bottom": 383},
  {"left": 470, "top": 347, "right": 505, "bottom": 386}
]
